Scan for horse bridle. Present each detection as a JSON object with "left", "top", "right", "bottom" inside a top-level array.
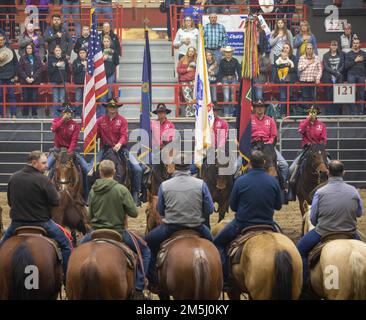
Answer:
[{"left": 308, "top": 149, "right": 328, "bottom": 184}]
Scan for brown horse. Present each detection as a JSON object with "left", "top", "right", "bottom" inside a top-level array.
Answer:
[
  {"left": 66, "top": 238, "right": 135, "bottom": 300},
  {"left": 51, "top": 149, "right": 90, "bottom": 244},
  {"left": 146, "top": 204, "right": 223, "bottom": 300},
  {"left": 0, "top": 229, "right": 62, "bottom": 299},
  {"left": 303, "top": 206, "right": 366, "bottom": 299},
  {"left": 0, "top": 206, "right": 3, "bottom": 237},
  {"left": 251, "top": 141, "right": 280, "bottom": 178},
  {"left": 296, "top": 144, "right": 328, "bottom": 218}
]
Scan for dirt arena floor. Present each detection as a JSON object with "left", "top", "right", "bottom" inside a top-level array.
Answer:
[{"left": 1, "top": 190, "right": 366, "bottom": 243}]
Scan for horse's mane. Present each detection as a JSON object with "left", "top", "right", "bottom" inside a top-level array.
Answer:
[{"left": 308, "top": 144, "right": 326, "bottom": 153}]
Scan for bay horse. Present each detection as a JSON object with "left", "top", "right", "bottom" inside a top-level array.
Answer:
[
  {"left": 146, "top": 202, "right": 223, "bottom": 300},
  {"left": 251, "top": 141, "right": 281, "bottom": 180},
  {"left": 212, "top": 222, "right": 303, "bottom": 300},
  {"left": 303, "top": 206, "right": 366, "bottom": 299},
  {"left": 66, "top": 238, "right": 135, "bottom": 300},
  {"left": 0, "top": 229, "right": 62, "bottom": 299},
  {"left": 51, "top": 149, "right": 90, "bottom": 245},
  {"left": 295, "top": 144, "right": 328, "bottom": 218}
]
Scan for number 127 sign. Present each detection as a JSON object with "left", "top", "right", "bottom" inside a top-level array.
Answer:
[{"left": 333, "top": 84, "right": 356, "bottom": 104}]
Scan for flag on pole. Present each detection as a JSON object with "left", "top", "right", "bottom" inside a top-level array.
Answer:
[
  {"left": 138, "top": 29, "right": 152, "bottom": 164},
  {"left": 82, "top": 7, "right": 108, "bottom": 156},
  {"left": 194, "top": 25, "right": 214, "bottom": 166}
]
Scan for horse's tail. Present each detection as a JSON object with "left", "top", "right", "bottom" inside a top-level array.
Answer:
[
  {"left": 79, "top": 256, "right": 100, "bottom": 300},
  {"left": 10, "top": 243, "right": 35, "bottom": 300},
  {"left": 193, "top": 248, "right": 210, "bottom": 300},
  {"left": 349, "top": 249, "right": 366, "bottom": 300},
  {"left": 272, "top": 250, "right": 293, "bottom": 300}
]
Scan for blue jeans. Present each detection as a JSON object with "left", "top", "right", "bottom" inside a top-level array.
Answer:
[
  {"left": 275, "top": 149, "right": 289, "bottom": 186},
  {"left": 74, "top": 87, "right": 84, "bottom": 117},
  {"left": 62, "top": 1, "right": 81, "bottom": 38},
  {"left": 347, "top": 73, "right": 365, "bottom": 115},
  {"left": 80, "top": 229, "right": 150, "bottom": 290},
  {"left": 99, "top": 73, "right": 116, "bottom": 102},
  {"left": 210, "top": 83, "right": 217, "bottom": 103},
  {"left": 52, "top": 84, "right": 65, "bottom": 117},
  {"left": 324, "top": 82, "right": 342, "bottom": 115},
  {"left": 0, "top": 80, "right": 16, "bottom": 117},
  {"left": 222, "top": 77, "right": 238, "bottom": 116},
  {"left": 213, "top": 219, "right": 244, "bottom": 283},
  {"left": 144, "top": 223, "right": 213, "bottom": 284},
  {"left": 94, "top": 2, "right": 113, "bottom": 27},
  {"left": 300, "top": 82, "right": 316, "bottom": 113},
  {"left": 0, "top": 219, "right": 72, "bottom": 275},
  {"left": 253, "top": 77, "right": 264, "bottom": 101},
  {"left": 22, "top": 87, "right": 38, "bottom": 117}
]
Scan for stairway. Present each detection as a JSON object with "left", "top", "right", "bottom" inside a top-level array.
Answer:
[{"left": 117, "top": 40, "right": 177, "bottom": 118}]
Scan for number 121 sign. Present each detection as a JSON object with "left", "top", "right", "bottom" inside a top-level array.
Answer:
[{"left": 333, "top": 84, "right": 356, "bottom": 104}]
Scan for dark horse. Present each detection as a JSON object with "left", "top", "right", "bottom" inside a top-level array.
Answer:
[
  {"left": 295, "top": 144, "right": 328, "bottom": 218},
  {"left": 251, "top": 141, "right": 280, "bottom": 180},
  {"left": 0, "top": 228, "right": 63, "bottom": 299},
  {"left": 201, "top": 148, "right": 234, "bottom": 223},
  {"left": 51, "top": 149, "right": 90, "bottom": 245}
]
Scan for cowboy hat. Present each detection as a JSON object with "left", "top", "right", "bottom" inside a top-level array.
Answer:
[
  {"left": 57, "top": 102, "right": 75, "bottom": 114},
  {"left": 306, "top": 105, "right": 321, "bottom": 115},
  {"left": 102, "top": 98, "right": 123, "bottom": 108},
  {"left": 259, "top": 0, "right": 274, "bottom": 13},
  {"left": 222, "top": 46, "right": 234, "bottom": 53},
  {"left": 0, "top": 47, "right": 14, "bottom": 67},
  {"left": 252, "top": 100, "right": 267, "bottom": 107},
  {"left": 152, "top": 103, "right": 172, "bottom": 114}
]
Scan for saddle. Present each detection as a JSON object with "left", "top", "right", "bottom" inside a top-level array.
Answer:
[
  {"left": 14, "top": 226, "right": 63, "bottom": 263},
  {"left": 90, "top": 229, "right": 136, "bottom": 270},
  {"left": 228, "top": 224, "right": 277, "bottom": 266},
  {"left": 156, "top": 229, "right": 201, "bottom": 269},
  {"left": 308, "top": 231, "right": 356, "bottom": 270}
]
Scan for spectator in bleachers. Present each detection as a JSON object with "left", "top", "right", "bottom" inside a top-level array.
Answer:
[
  {"left": 44, "top": 14, "right": 73, "bottom": 60},
  {"left": 72, "top": 48, "right": 87, "bottom": 118},
  {"left": 257, "top": 22, "right": 270, "bottom": 55},
  {"left": 338, "top": 23, "right": 358, "bottom": 54},
  {"left": 207, "top": 50, "right": 219, "bottom": 104},
  {"left": 74, "top": 26, "right": 90, "bottom": 54},
  {"left": 100, "top": 22, "right": 121, "bottom": 57},
  {"left": 345, "top": 38, "right": 366, "bottom": 115},
  {"left": 269, "top": 18, "right": 293, "bottom": 81},
  {"left": 177, "top": 47, "right": 197, "bottom": 117},
  {"left": 101, "top": 35, "right": 119, "bottom": 102},
  {"left": 206, "top": 0, "right": 231, "bottom": 14},
  {"left": 17, "top": 43, "right": 43, "bottom": 118},
  {"left": 204, "top": 13, "right": 228, "bottom": 63},
  {"left": 294, "top": 20, "right": 318, "bottom": 59},
  {"left": 217, "top": 46, "right": 241, "bottom": 117},
  {"left": 298, "top": 42, "right": 322, "bottom": 114},
  {"left": 322, "top": 40, "right": 344, "bottom": 115},
  {"left": 19, "top": 23, "right": 46, "bottom": 61},
  {"left": 94, "top": 0, "right": 113, "bottom": 28},
  {"left": 163, "top": 0, "right": 184, "bottom": 41},
  {"left": 253, "top": 52, "right": 271, "bottom": 102},
  {"left": 0, "top": 0, "right": 16, "bottom": 41},
  {"left": 0, "top": 33, "right": 17, "bottom": 118},
  {"left": 173, "top": 16, "right": 199, "bottom": 61},
  {"left": 48, "top": 45, "right": 69, "bottom": 117},
  {"left": 25, "top": 0, "right": 50, "bottom": 34},
  {"left": 62, "top": 0, "right": 81, "bottom": 39}
]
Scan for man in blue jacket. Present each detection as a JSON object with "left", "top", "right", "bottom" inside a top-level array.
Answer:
[{"left": 214, "top": 150, "right": 282, "bottom": 285}]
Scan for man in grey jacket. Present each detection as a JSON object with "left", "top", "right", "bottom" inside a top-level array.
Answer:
[
  {"left": 144, "top": 153, "right": 214, "bottom": 284},
  {"left": 297, "top": 160, "right": 363, "bottom": 285}
]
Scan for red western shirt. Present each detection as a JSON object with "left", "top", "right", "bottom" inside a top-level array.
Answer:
[
  {"left": 96, "top": 114, "right": 128, "bottom": 149},
  {"left": 151, "top": 119, "right": 175, "bottom": 147},
  {"left": 212, "top": 116, "right": 229, "bottom": 149},
  {"left": 51, "top": 118, "right": 80, "bottom": 153},
  {"left": 251, "top": 114, "right": 277, "bottom": 145},
  {"left": 298, "top": 118, "right": 327, "bottom": 148}
]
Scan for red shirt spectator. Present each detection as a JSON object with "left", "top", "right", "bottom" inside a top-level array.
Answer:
[
  {"left": 298, "top": 117, "right": 327, "bottom": 148},
  {"left": 51, "top": 117, "right": 80, "bottom": 153},
  {"left": 151, "top": 119, "right": 175, "bottom": 148},
  {"left": 212, "top": 116, "right": 229, "bottom": 149},
  {"left": 251, "top": 114, "right": 277, "bottom": 145},
  {"left": 96, "top": 114, "right": 128, "bottom": 149}
]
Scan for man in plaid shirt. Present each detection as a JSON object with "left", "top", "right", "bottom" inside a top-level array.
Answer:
[
  {"left": 298, "top": 43, "right": 323, "bottom": 114},
  {"left": 204, "top": 13, "right": 228, "bottom": 62}
]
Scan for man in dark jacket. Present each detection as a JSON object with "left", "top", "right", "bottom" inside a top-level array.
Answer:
[
  {"left": 80, "top": 159, "right": 151, "bottom": 299},
  {"left": 72, "top": 48, "right": 87, "bottom": 117},
  {"left": 99, "top": 22, "right": 121, "bottom": 56},
  {"left": 0, "top": 150, "right": 72, "bottom": 278},
  {"left": 73, "top": 26, "right": 90, "bottom": 54},
  {"left": 0, "top": 34, "right": 18, "bottom": 118},
  {"left": 214, "top": 150, "right": 282, "bottom": 285}
]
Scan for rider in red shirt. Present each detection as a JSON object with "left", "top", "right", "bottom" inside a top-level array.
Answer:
[
  {"left": 151, "top": 103, "right": 175, "bottom": 148},
  {"left": 212, "top": 104, "right": 229, "bottom": 149}
]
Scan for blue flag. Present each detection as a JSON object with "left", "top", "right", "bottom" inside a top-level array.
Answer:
[{"left": 139, "top": 30, "right": 152, "bottom": 164}]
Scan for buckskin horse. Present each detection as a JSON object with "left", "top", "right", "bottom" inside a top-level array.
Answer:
[
  {"left": 303, "top": 206, "right": 366, "bottom": 300},
  {"left": 51, "top": 149, "right": 90, "bottom": 245},
  {"left": 0, "top": 227, "right": 63, "bottom": 300},
  {"left": 146, "top": 208, "right": 223, "bottom": 300}
]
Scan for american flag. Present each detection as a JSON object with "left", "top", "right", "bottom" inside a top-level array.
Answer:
[{"left": 82, "top": 8, "right": 108, "bottom": 155}]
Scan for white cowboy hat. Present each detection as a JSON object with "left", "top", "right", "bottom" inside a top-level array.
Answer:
[
  {"left": 0, "top": 47, "right": 13, "bottom": 67},
  {"left": 222, "top": 46, "right": 234, "bottom": 53},
  {"left": 259, "top": 0, "right": 274, "bottom": 13}
]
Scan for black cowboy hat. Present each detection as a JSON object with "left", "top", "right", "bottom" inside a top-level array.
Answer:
[
  {"left": 57, "top": 102, "right": 75, "bottom": 114},
  {"left": 102, "top": 98, "right": 123, "bottom": 108},
  {"left": 252, "top": 100, "right": 267, "bottom": 107},
  {"left": 152, "top": 103, "right": 172, "bottom": 114},
  {"left": 213, "top": 103, "right": 223, "bottom": 111},
  {"left": 306, "top": 105, "right": 321, "bottom": 115}
]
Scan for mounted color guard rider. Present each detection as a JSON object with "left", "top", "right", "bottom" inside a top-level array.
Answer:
[
  {"left": 91, "top": 98, "right": 144, "bottom": 206},
  {"left": 288, "top": 106, "right": 327, "bottom": 201},
  {"left": 47, "top": 102, "right": 89, "bottom": 200},
  {"left": 251, "top": 100, "right": 289, "bottom": 198},
  {"left": 151, "top": 103, "right": 175, "bottom": 151}
]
